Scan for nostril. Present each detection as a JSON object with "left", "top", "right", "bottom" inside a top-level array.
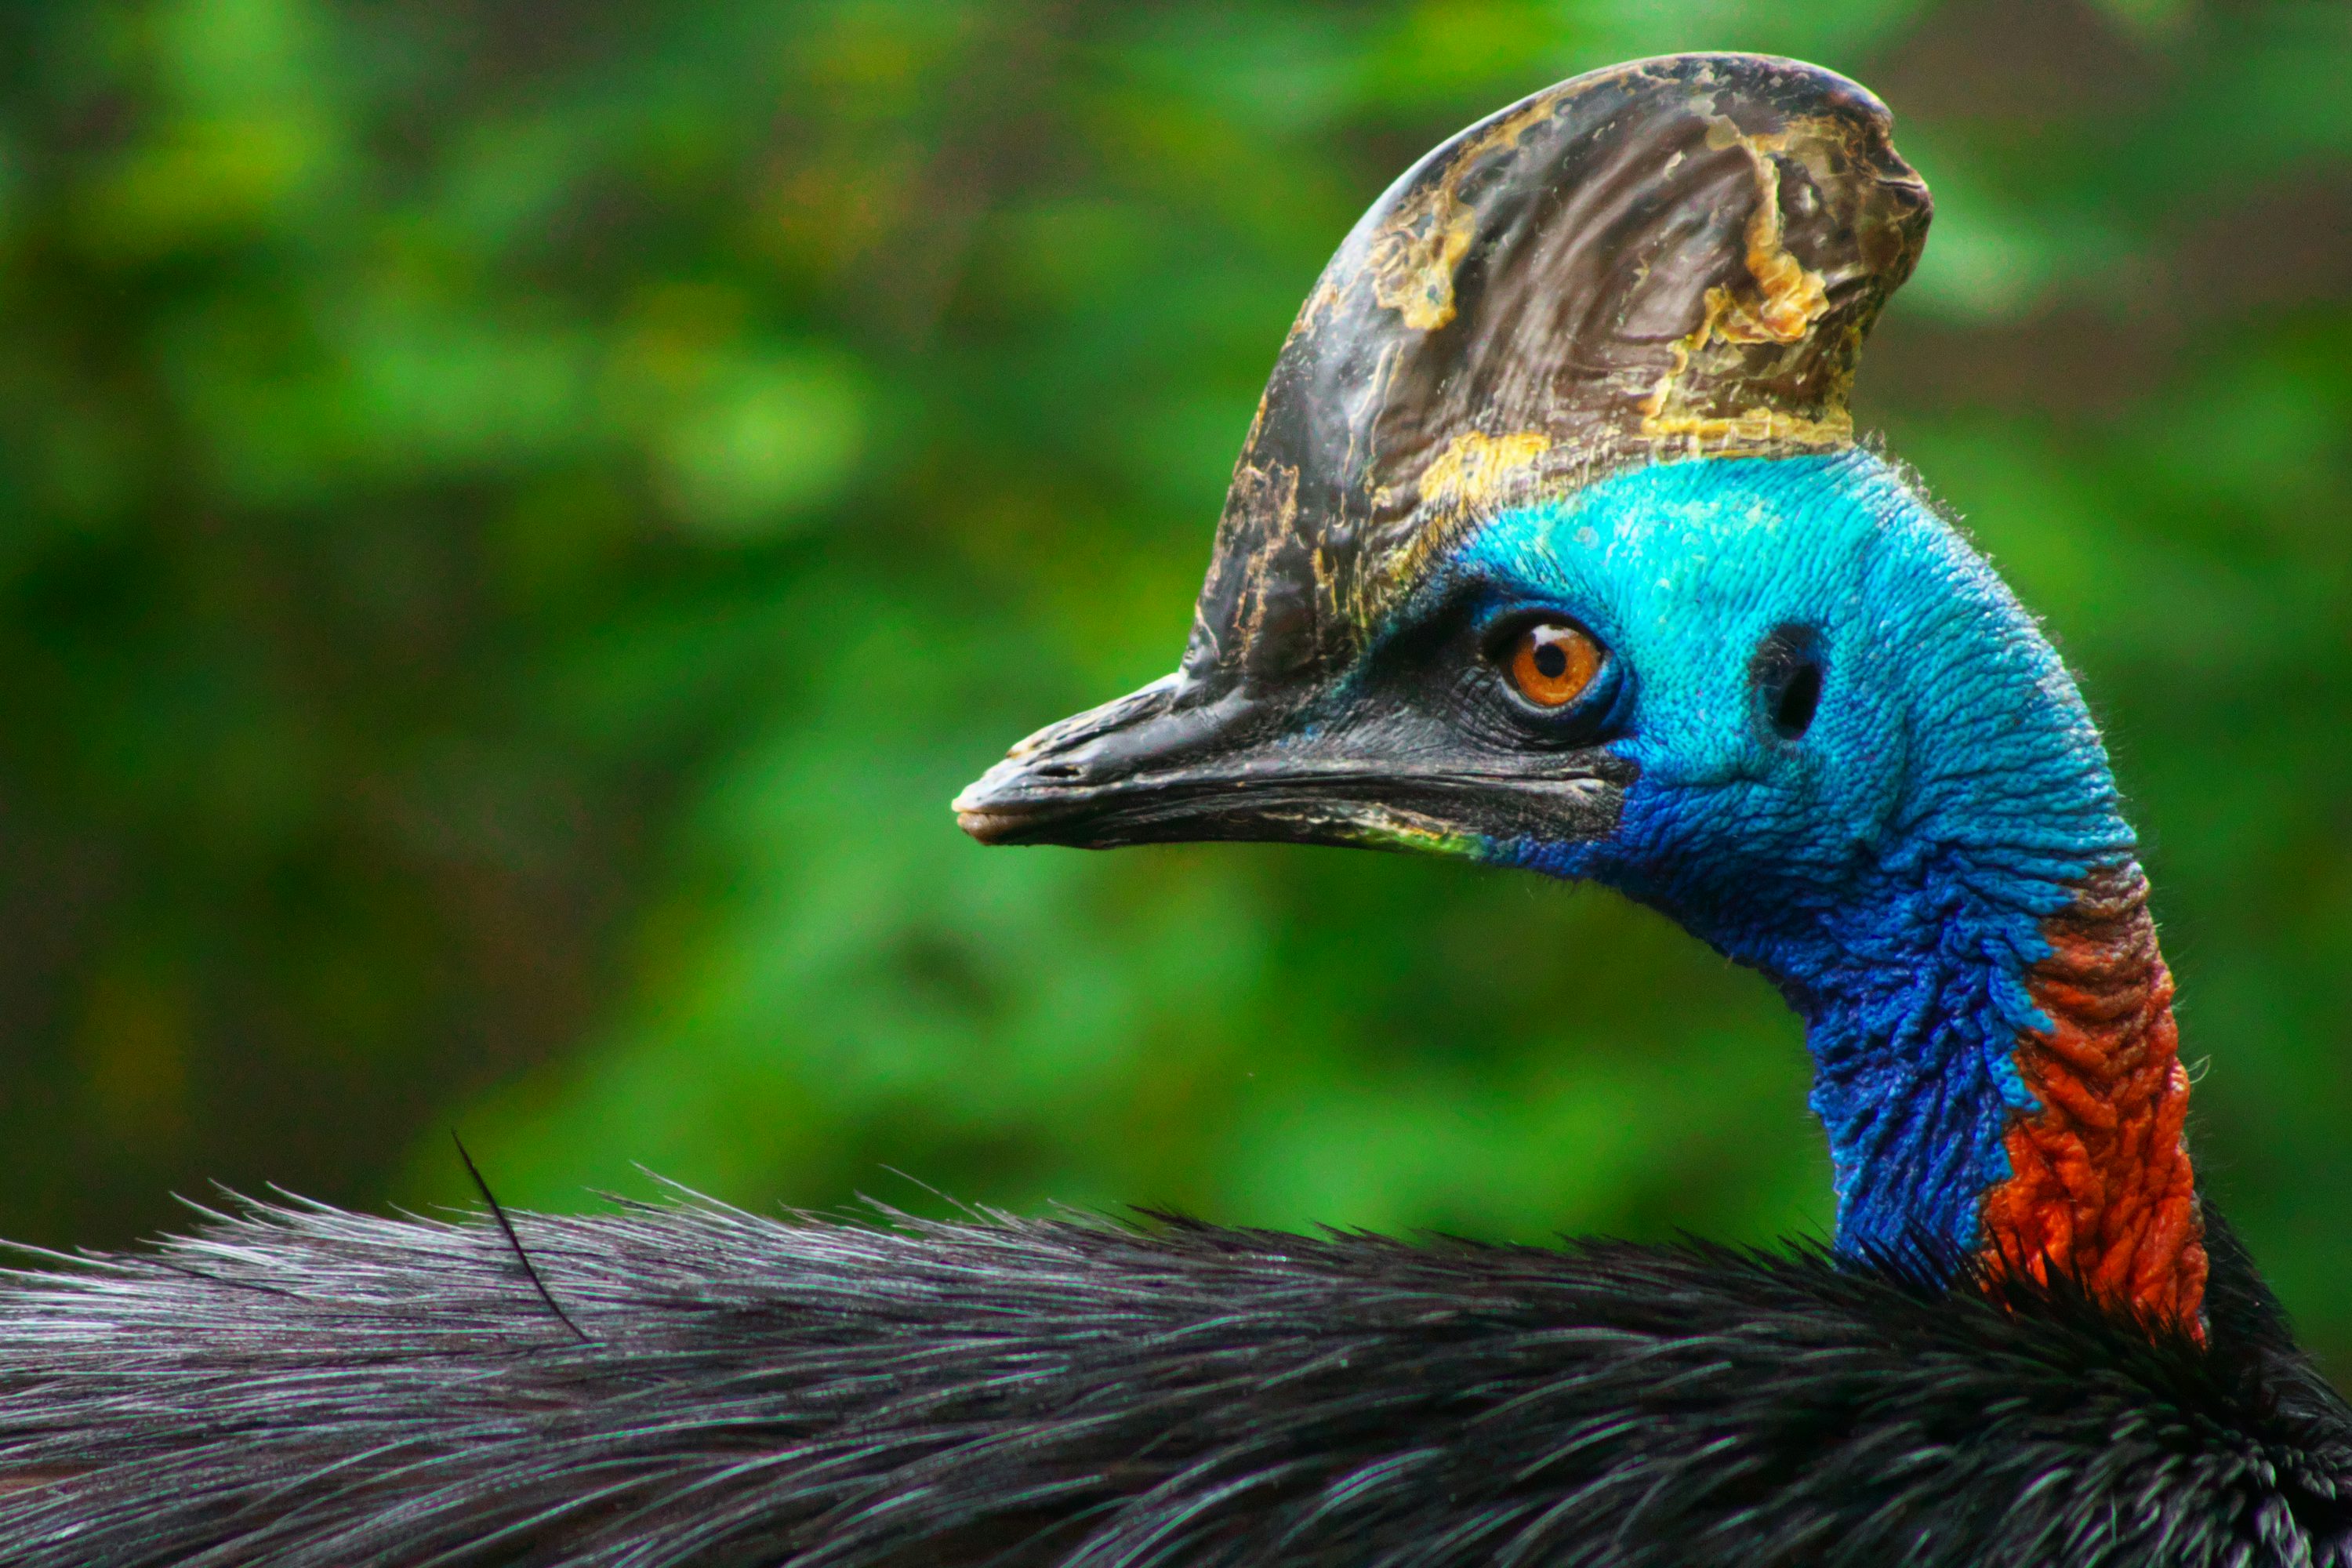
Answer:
[
  {"left": 1773, "top": 662, "right": 1822, "bottom": 740},
  {"left": 1751, "top": 623, "right": 1824, "bottom": 744},
  {"left": 1033, "top": 763, "right": 1082, "bottom": 782}
]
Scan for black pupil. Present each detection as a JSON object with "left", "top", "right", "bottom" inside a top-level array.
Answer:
[
  {"left": 1533, "top": 641, "right": 1569, "bottom": 680},
  {"left": 1773, "top": 662, "right": 1822, "bottom": 739}
]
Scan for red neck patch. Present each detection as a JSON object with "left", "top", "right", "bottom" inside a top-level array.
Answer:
[{"left": 1979, "top": 862, "right": 2206, "bottom": 1332}]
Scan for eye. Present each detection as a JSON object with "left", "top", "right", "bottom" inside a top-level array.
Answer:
[{"left": 1503, "top": 620, "right": 1602, "bottom": 710}]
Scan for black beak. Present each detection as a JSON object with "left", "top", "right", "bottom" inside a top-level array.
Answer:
[{"left": 954, "top": 673, "right": 1628, "bottom": 857}]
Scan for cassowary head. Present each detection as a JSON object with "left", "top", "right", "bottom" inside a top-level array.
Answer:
[{"left": 957, "top": 56, "right": 2205, "bottom": 1331}]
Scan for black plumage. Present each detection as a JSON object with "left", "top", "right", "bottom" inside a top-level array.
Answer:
[{"left": 0, "top": 1196, "right": 2343, "bottom": 1566}]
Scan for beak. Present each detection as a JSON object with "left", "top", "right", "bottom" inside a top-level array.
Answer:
[{"left": 953, "top": 673, "right": 1628, "bottom": 856}]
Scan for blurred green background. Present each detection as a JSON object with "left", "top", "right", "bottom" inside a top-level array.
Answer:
[{"left": 2, "top": 0, "right": 2349, "bottom": 1362}]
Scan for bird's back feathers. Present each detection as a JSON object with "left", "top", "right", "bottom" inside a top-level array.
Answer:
[{"left": 0, "top": 1196, "right": 2343, "bottom": 1567}]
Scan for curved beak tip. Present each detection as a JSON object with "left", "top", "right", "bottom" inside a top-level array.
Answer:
[
  {"left": 952, "top": 759, "right": 1036, "bottom": 844},
  {"left": 953, "top": 804, "right": 1022, "bottom": 844},
  {"left": 951, "top": 784, "right": 1000, "bottom": 842}
]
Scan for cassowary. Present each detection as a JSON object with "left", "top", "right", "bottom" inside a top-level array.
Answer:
[{"left": 0, "top": 53, "right": 2346, "bottom": 1568}]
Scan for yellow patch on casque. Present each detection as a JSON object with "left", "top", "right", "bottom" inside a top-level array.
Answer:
[
  {"left": 1417, "top": 429, "right": 1553, "bottom": 513},
  {"left": 1362, "top": 429, "right": 1555, "bottom": 622},
  {"left": 1370, "top": 204, "right": 1476, "bottom": 332},
  {"left": 1366, "top": 92, "right": 1563, "bottom": 333},
  {"left": 1640, "top": 114, "right": 1849, "bottom": 459}
]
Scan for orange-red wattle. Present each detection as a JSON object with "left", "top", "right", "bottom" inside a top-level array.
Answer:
[{"left": 1979, "top": 866, "right": 2205, "bottom": 1333}]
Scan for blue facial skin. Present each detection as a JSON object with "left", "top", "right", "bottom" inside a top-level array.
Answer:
[{"left": 1439, "top": 449, "right": 2137, "bottom": 1264}]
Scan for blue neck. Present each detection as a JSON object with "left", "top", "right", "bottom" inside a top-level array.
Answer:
[{"left": 1595, "top": 829, "right": 2083, "bottom": 1262}]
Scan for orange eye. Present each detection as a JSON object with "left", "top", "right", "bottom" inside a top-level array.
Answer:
[{"left": 1506, "top": 621, "right": 1602, "bottom": 709}]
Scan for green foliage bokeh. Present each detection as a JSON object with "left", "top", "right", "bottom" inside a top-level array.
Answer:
[{"left": 3, "top": 0, "right": 2350, "bottom": 1364}]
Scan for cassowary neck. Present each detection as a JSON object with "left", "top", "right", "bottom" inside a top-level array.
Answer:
[
  {"left": 1784, "top": 850, "right": 2203, "bottom": 1329},
  {"left": 1471, "top": 456, "right": 2206, "bottom": 1327}
]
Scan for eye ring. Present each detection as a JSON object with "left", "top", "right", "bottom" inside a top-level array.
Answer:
[{"left": 1500, "top": 619, "right": 1603, "bottom": 710}]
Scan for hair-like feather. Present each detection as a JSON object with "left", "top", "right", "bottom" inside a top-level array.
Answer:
[{"left": 0, "top": 1196, "right": 2343, "bottom": 1566}]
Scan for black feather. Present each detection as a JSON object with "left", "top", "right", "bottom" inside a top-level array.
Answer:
[
  {"left": 0, "top": 1196, "right": 2343, "bottom": 1566},
  {"left": 452, "top": 1131, "right": 592, "bottom": 1345}
]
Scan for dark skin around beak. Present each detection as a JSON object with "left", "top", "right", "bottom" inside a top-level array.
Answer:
[{"left": 953, "top": 671, "right": 1632, "bottom": 858}]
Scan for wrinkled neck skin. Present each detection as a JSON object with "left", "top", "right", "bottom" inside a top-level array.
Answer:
[{"left": 1457, "top": 454, "right": 2205, "bottom": 1329}]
